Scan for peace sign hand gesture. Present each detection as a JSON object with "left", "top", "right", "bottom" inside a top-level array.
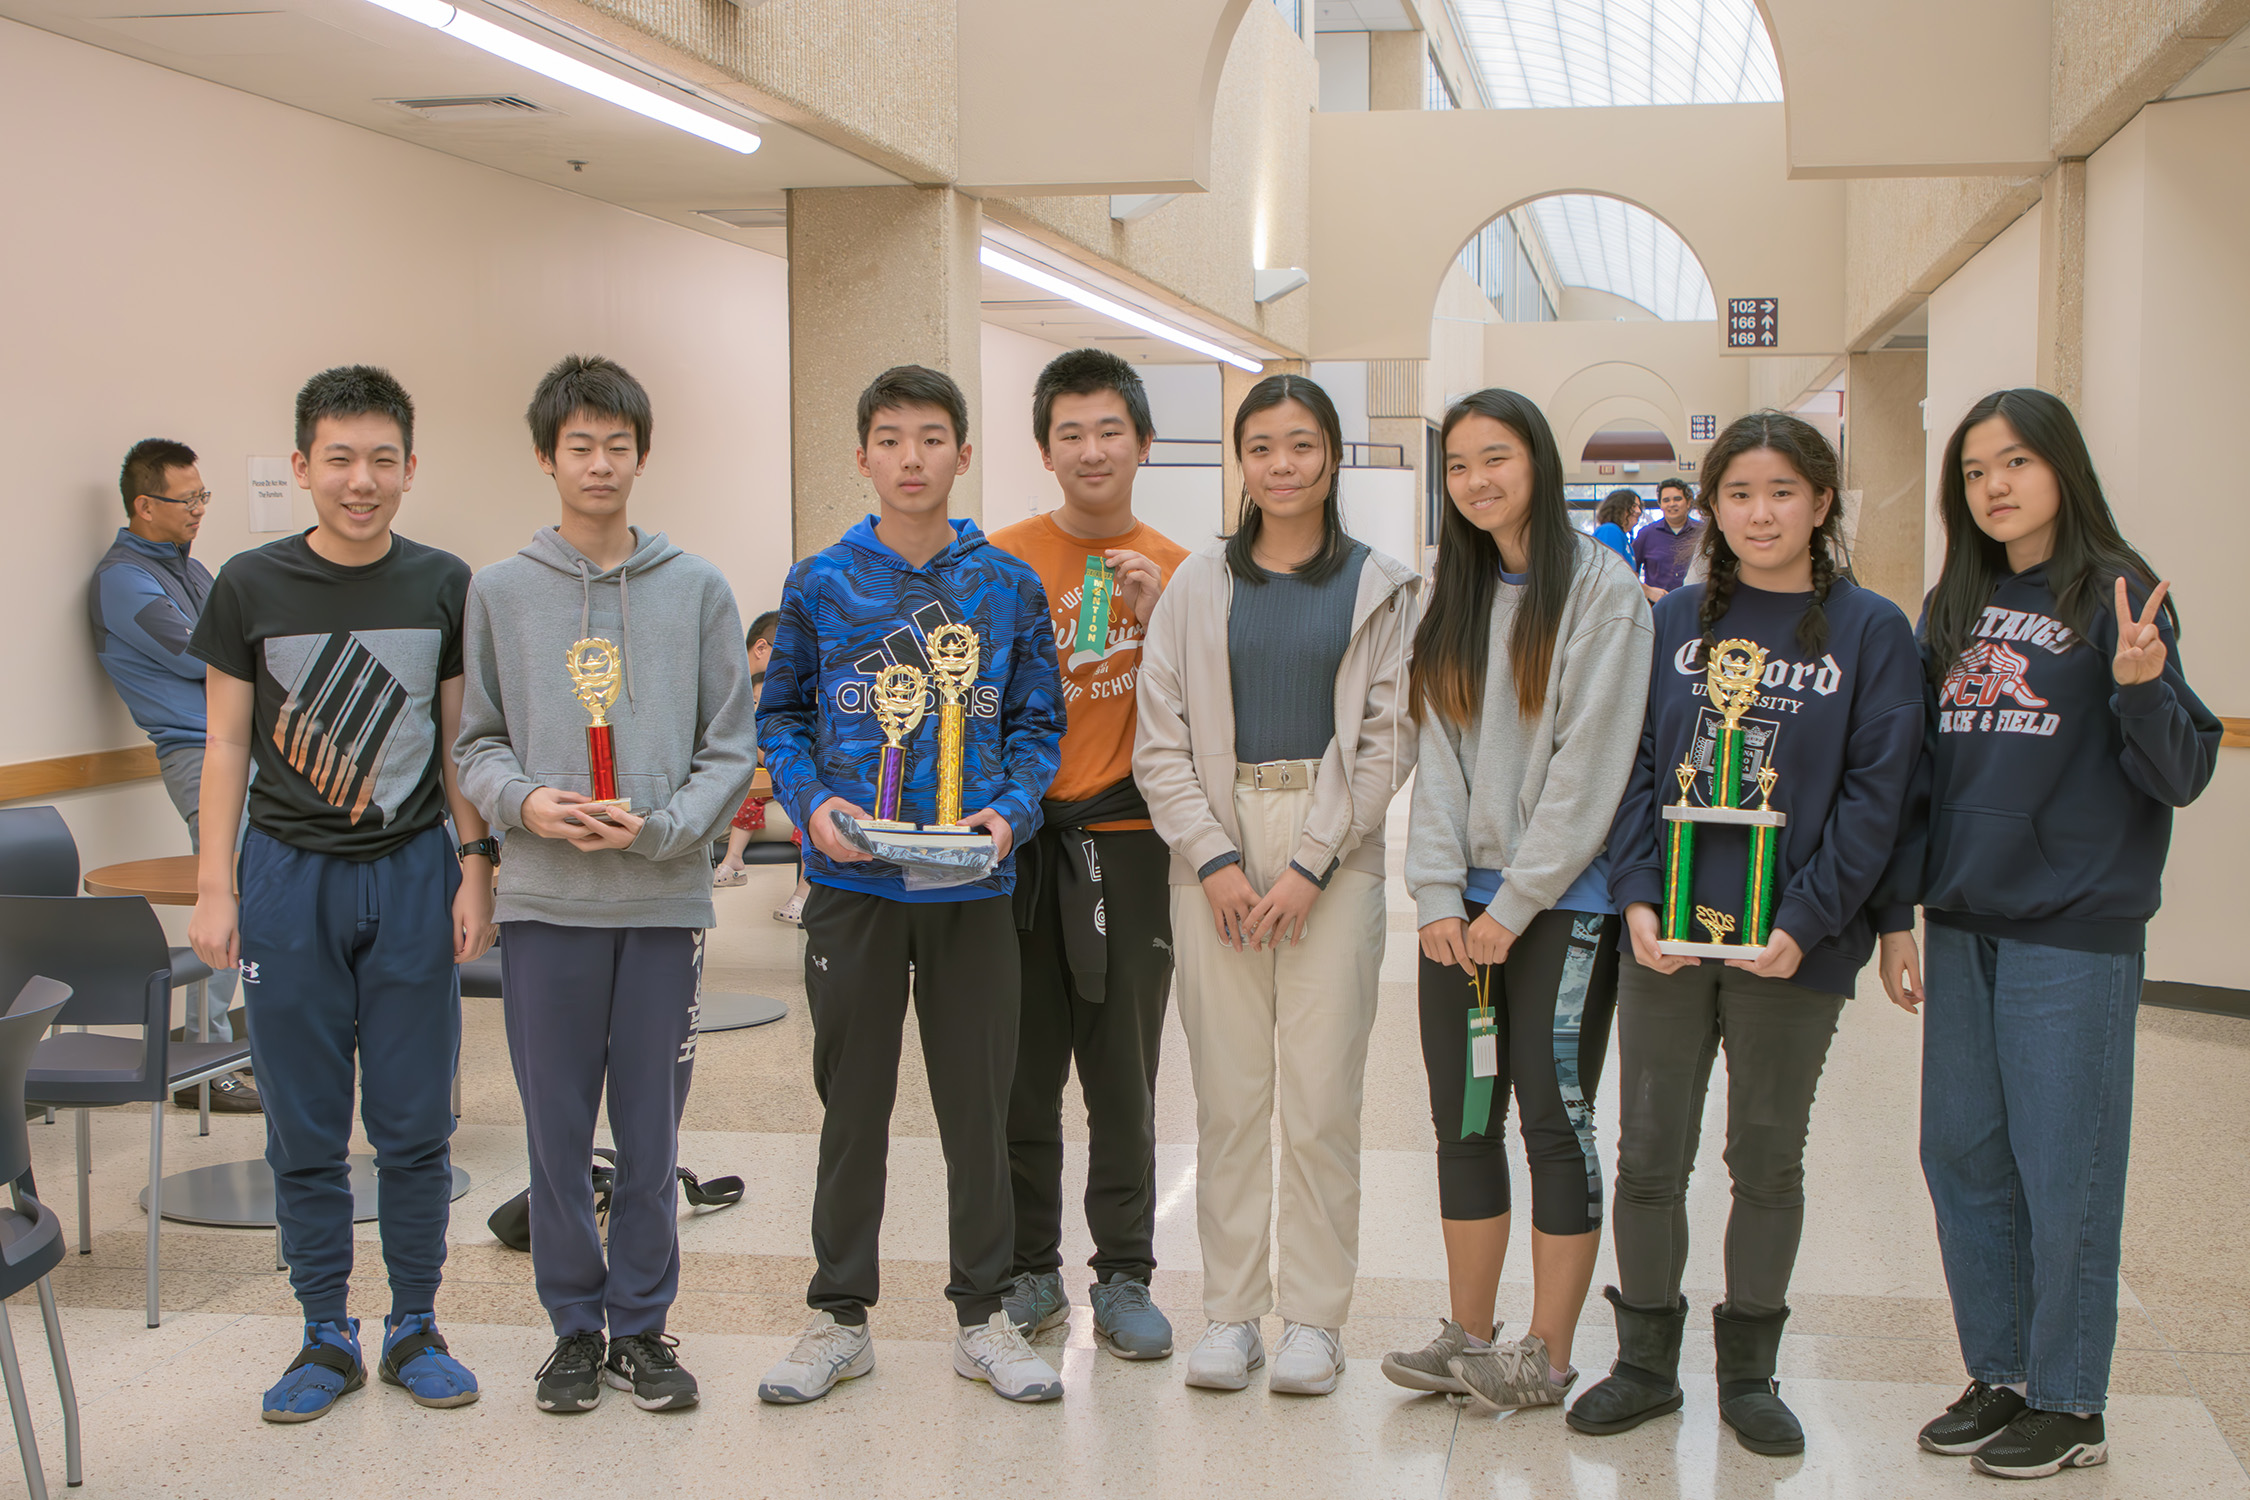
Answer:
[{"left": 2112, "top": 576, "right": 2172, "bottom": 687}]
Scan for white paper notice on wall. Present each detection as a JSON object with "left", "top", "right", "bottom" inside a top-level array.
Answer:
[{"left": 247, "top": 456, "right": 294, "bottom": 533}]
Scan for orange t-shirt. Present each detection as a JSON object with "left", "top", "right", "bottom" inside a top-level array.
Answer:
[{"left": 987, "top": 511, "right": 1190, "bottom": 828}]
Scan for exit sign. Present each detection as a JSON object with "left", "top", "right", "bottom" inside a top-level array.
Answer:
[{"left": 1727, "top": 298, "right": 1779, "bottom": 348}]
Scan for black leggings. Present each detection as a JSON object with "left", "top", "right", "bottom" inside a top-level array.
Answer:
[{"left": 1416, "top": 904, "right": 1619, "bottom": 1234}]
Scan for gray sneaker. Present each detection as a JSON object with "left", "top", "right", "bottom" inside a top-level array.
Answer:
[
  {"left": 1450, "top": 1331, "right": 1574, "bottom": 1413},
  {"left": 1002, "top": 1271, "right": 1070, "bottom": 1337},
  {"left": 1380, "top": 1319, "right": 1478, "bottom": 1394},
  {"left": 1089, "top": 1273, "right": 1173, "bottom": 1360}
]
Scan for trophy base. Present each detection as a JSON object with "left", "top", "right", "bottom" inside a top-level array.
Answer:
[
  {"left": 856, "top": 818, "right": 920, "bottom": 832},
  {"left": 1657, "top": 940, "right": 1769, "bottom": 960},
  {"left": 580, "top": 797, "right": 632, "bottom": 823}
]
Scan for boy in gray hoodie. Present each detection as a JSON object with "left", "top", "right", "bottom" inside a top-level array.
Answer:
[{"left": 454, "top": 355, "right": 757, "bottom": 1414}]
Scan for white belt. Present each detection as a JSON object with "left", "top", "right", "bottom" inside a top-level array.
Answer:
[{"left": 1234, "top": 758, "right": 1320, "bottom": 792}]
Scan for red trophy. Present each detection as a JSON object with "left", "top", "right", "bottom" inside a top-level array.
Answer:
[{"left": 566, "top": 637, "right": 630, "bottom": 816}]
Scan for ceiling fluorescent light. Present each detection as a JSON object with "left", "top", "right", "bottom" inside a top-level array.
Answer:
[
  {"left": 979, "top": 246, "right": 1263, "bottom": 373},
  {"left": 360, "top": 0, "right": 760, "bottom": 153}
]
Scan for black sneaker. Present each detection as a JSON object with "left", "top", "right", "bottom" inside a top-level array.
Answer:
[
  {"left": 535, "top": 1332, "right": 606, "bottom": 1413},
  {"left": 174, "top": 1073, "right": 262, "bottom": 1113},
  {"left": 1919, "top": 1379, "right": 2028, "bottom": 1455},
  {"left": 604, "top": 1332, "right": 699, "bottom": 1411},
  {"left": 1970, "top": 1409, "right": 2108, "bottom": 1478}
]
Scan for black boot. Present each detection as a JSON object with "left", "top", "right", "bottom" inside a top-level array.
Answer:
[
  {"left": 1713, "top": 1303, "right": 1803, "bottom": 1456},
  {"left": 1564, "top": 1287, "right": 1687, "bottom": 1435}
]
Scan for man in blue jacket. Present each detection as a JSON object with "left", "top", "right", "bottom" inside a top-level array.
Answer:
[
  {"left": 89, "top": 438, "right": 254, "bottom": 1107},
  {"left": 754, "top": 365, "right": 1068, "bottom": 1407}
]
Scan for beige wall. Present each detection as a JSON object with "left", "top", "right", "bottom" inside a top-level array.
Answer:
[
  {"left": 1922, "top": 205, "right": 2042, "bottom": 587},
  {"left": 4, "top": 20, "right": 792, "bottom": 864},
  {"left": 978, "top": 324, "right": 1074, "bottom": 530},
  {"left": 2078, "top": 90, "right": 2250, "bottom": 988},
  {"left": 1482, "top": 320, "right": 1753, "bottom": 480}
]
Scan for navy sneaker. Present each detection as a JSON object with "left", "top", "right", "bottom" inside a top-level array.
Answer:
[
  {"left": 1003, "top": 1271, "right": 1070, "bottom": 1337},
  {"left": 379, "top": 1312, "right": 480, "bottom": 1409},
  {"left": 1089, "top": 1273, "right": 1173, "bottom": 1359},
  {"left": 606, "top": 1332, "right": 699, "bottom": 1411},
  {"left": 263, "top": 1319, "right": 365, "bottom": 1424}
]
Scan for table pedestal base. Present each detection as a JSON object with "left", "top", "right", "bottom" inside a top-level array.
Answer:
[
  {"left": 698, "top": 992, "right": 787, "bottom": 1032},
  {"left": 140, "top": 1155, "right": 472, "bottom": 1228}
]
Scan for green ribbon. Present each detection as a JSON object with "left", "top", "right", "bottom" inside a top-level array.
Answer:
[
  {"left": 1072, "top": 555, "right": 1112, "bottom": 657},
  {"left": 1461, "top": 965, "right": 1497, "bottom": 1138}
]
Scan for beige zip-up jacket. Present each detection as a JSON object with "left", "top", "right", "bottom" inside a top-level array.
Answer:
[{"left": 1133, "top": 543, "right": 1421, "bottom": 888}]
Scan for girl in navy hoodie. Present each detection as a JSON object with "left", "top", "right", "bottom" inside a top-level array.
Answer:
[
  {"left": 1907, "top": 388, "right": 2219, "bottom": 1481},
  {"left": 1570, "top": 412, "right": 1924, "bottom": 1457}
]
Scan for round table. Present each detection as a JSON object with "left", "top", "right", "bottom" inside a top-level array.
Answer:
[{"left": 82, "top": 857, "right": 471, "bottom": 1229}]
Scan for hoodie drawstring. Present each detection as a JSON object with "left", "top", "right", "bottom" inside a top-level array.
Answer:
[{"left": 574, "top": 556, "right": 635, "bottom": 703}]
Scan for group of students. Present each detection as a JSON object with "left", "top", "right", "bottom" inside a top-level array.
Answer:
[{"left": 175, "top": 344, "right": 2213, "bottom": 1484}]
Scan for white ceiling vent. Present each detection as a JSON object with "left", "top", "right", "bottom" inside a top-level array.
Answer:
[
  {"left": 386, "top": 95, "right": 555, "bottom": 121},
  {"left": 697, "top": 208, "right": 786, "bottom": 229}
]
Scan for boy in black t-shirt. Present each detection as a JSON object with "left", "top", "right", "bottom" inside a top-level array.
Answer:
[{"left": 188, "top": 366, "right": 498, "bottom": 1424}]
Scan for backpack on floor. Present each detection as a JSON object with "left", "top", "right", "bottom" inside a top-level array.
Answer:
[{"left": 487, "top": 1149, "right": 745, "bottom": 1252}]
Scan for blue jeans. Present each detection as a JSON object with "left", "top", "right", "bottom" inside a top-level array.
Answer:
[{"left": 1919, "top": 923, "right": 2141, "bottom": 1413}]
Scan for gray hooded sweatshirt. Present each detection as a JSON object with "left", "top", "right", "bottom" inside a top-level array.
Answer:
[{"left": 455, "top": 525, "right": 758, "bottom": 929}]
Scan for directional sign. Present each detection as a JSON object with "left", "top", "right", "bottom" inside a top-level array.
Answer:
[
  {"left": 1727, "top": 297, "right": 1779, "bottom": 349},
  {"left": 1690, "top": 414, "right": 1717, "bottom": 441}
]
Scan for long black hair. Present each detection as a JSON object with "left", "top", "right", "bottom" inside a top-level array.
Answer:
[
  {"left": 1696, "top": 411, "right": 1847, "bottom": 656},
  {"left": 1225, "top": 373, "right": 1352, "bottom": 585},
  {"left": 1926, "top": 387, "right": 2174, "bottom": 684},
  {"left": 1408, "top": 389, "right": 1579, "bottom": 724}
]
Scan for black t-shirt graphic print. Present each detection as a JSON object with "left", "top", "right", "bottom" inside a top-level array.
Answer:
[{"left": 190, "top": 531, "right": 470, "bottom": 861}]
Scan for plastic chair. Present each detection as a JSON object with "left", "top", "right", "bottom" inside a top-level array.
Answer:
[
  {"left": 0, "top": 805, "right": 224, "bottom": 1133},
  {"left": 5, "top": 895, "right": 251, "bottom": 1327},
  {"left": 0, "top": 976, "right": 82, "bottom": 1498}
]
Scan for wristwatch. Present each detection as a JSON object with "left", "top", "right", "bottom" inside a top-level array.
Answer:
[{"left": 456, "top": 836, "right": 501, "bottom": 867}]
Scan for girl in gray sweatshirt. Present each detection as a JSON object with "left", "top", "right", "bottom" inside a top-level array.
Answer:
[{"left": 1387, "top": 389, "right": 1652, "bottom": 1415}]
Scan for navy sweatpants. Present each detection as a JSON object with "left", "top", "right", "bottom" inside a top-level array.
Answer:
[
  {"left": 500, "top": 922, "right": 702, "bottom": 1338},
  {"left": 237, "top": 824, "right": 461, "bottom": 1323}
]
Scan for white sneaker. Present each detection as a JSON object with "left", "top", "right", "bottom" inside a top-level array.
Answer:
[
  {"left": 1184, "top": 1319, "right": 1265, "bottom": 1391},
  {"left": 1269, "top": 1322, "right": 1344, "bottom": 1396},
  {"left": 954, "top": 1311, "right": 1063, "bottom": 1402},
  {"left": 757, "top": 1312, "right": 873, "bottom": 1404}
]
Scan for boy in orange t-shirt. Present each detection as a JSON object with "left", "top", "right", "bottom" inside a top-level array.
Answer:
[{"left": 987, "top": 350, "right": 1187, "bottom": 1360}]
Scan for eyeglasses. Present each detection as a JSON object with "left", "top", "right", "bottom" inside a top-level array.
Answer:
[{"left": 141, "top": 490, "right": 212, "bottom": 512}]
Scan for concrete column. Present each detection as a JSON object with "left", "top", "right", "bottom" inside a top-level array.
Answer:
[
  {"left": 1843, "top": 349, "right": 1929, "bottom": 613},
  {"left": 786, "top": 186, "right": 984, "bottom": 558},
  {"left": 1219, "top": 357, "right": 1309, "bottom": 531},
  {"left": 2036, "top": 159, "right": 2087, "bottom": 410},
  {"left": 1367, "top": 30, "right": 1426, "bottom": 110}
]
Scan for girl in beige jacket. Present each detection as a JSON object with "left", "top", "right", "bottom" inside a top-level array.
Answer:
[{"left": 1133, "top": 373, "right": 1419, "bottom": 1397}]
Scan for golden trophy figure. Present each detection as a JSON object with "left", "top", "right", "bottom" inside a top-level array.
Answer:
[
  {"left": 566, "top": 637, "right": 630, "bottom": 814},
  {"left": 1658, "top": 638, "right": 1786, "bottom": 958},
  {"left": 926, "top": 622, "right": 978, "bottom": 829},
  {"left": 865, "top": 662, "right": 928, "bottom": 830}
]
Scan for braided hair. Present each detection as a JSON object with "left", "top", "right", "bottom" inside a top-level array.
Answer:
[{"left": 1695, "top": 410, "right": 1847, "bottom": 657}]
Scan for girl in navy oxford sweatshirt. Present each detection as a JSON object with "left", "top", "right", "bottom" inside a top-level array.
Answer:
[
  {"left": 1906, "top": 389, "right": 2220, "bottom": 1481},
  {"left": 1571, "top": 412, "right": 1924, "bottom": 1459}
]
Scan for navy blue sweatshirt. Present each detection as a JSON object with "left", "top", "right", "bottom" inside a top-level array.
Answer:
[
  {"left": 1915, "top": 565, "right": 2219, "bottom": 954},
  {"left": 1609, "top": 578, "right": 1925, "bottom": 997}
]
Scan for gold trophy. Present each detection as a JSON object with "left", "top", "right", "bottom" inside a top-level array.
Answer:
[
  {"left": 1659, "top": 638, "right": 1785, "bottom": 958},
  {"left": 566, "top": 637, "right": 630, "bottom": 816},
  {"left": 864, "top": 662, "right": 928, "bottom": 830},
  {"left": 926, "top": 622, "right": 978, "bottom": 829}
]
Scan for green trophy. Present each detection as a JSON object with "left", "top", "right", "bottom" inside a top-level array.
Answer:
[{"left": 1659, "top": 639, "right": 1786, "bottom": 959}]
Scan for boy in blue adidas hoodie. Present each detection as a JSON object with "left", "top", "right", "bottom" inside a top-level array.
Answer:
[{"left": 755, "top": 365, "right": 1066, "bottom": 1407}]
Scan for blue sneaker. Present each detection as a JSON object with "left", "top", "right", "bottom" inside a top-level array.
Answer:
[
  {"left": 1002, "top": 1271, "right": 1070, "bottom": 1337},
  {"left": 263, "top": 1319, "right": 365, "bottom": 1423},
  {"left": 1089, "top": 1273, "right": 1173, "bottom": 1360},
  {"left": 379, "top": 1312, "right": 481, "bottom": 1409}
]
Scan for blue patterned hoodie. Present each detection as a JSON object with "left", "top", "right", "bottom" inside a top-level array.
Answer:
[{"left": 757, "top": 515, "right": 1064, "bottom": 902}]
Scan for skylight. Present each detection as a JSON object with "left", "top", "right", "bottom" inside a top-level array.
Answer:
[
  {"left": 1452, "top": 0, "right": 1782, "bottom": 109},
  {"left": 1523, "top": 195, "right": 1716, "bottom": 321}
]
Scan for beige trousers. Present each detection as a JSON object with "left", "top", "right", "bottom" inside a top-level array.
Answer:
[{"left": 1172, "top": 780, "right": 1386, "bottom": 1329}]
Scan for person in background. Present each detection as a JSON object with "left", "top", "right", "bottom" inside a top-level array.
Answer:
[
  {"left": 712, "top": 609, "right": 809, "bottom": 922},
  {"left": 1629, "top": 477, "right": 1700, "bottom": 602},
  {"left": 89, "top": 439, "right": 256, "bottom": 1110},
  {"left": 1134, "top": 372, "right": 1419, "bottom": 1398},
  {"left": 1906, "top": 388, "right": 2220, "bottom": 1481},
  {"left": 1591, "top": 490, "right": 1641, "bottom": 567},
  {"left": 455, "top": 353, "right": 758, "bottom": 1416},
  {"left": 1388, "top": 390, "right": 1651, "bottom": 1414},
  {"left": 988, "top": 348, "right": 1186, "bottom": 1362}
]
